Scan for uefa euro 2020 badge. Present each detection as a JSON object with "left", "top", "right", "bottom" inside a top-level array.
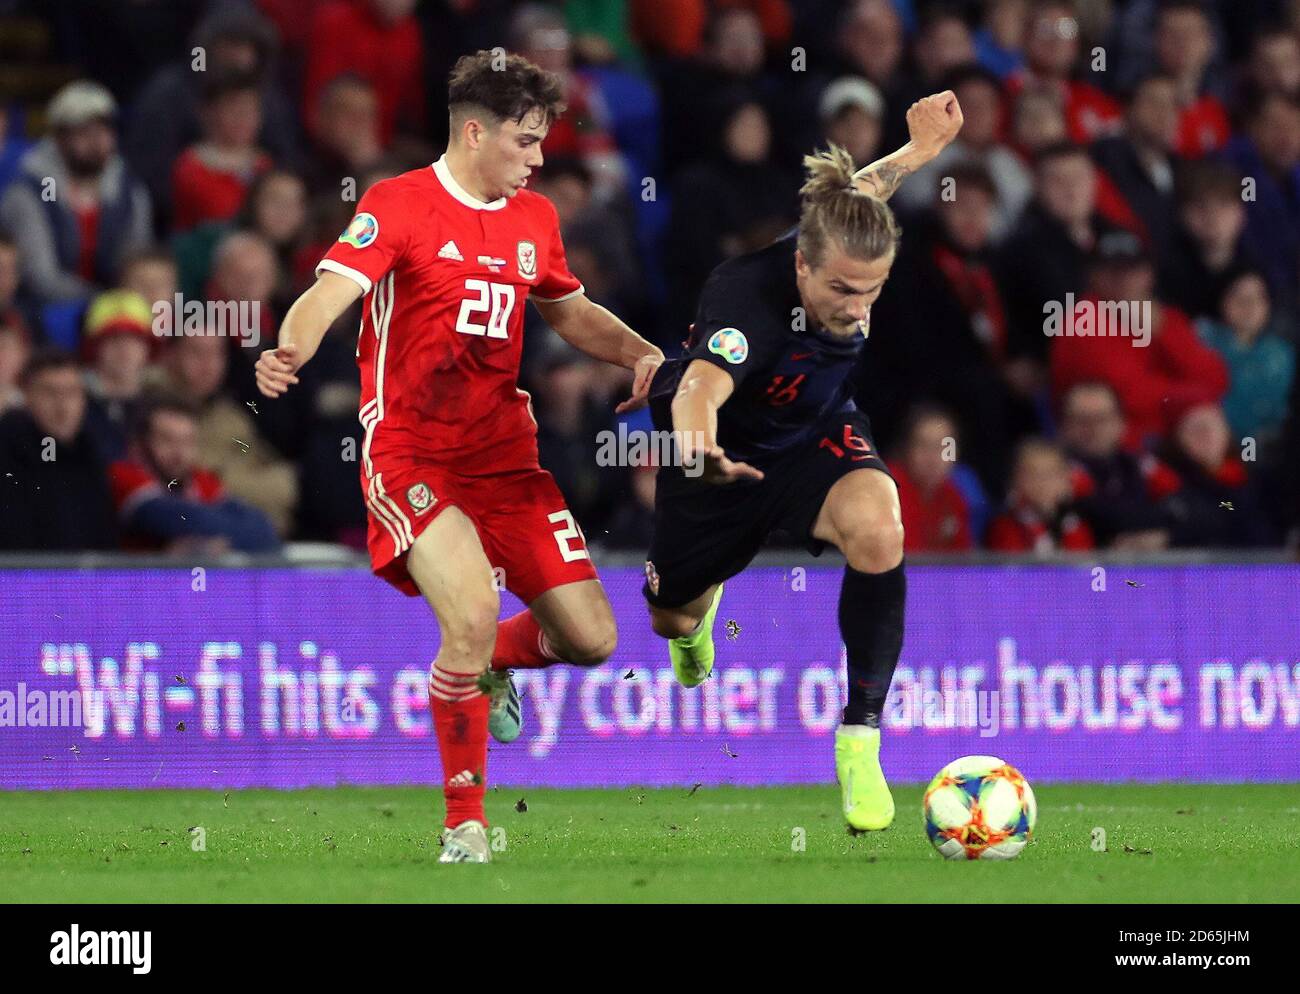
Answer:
[
  {"left": 406, "top": 482, "right": 436, "bottom": 516},
  {"left": 708, "top": 327, "right": 749, "bottom": 364},
  {"left": 339, "top": 212, "right": 379, "bottom": 249}
]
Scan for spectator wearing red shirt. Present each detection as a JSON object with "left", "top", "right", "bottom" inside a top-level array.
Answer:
[
  {"left": 109, "top": 396, "right": 278, "bottom": 553},
  {"left": 171, "top": 71, "right": 272, "bottom": 233},
  {"left": 888, "top": 405, "right": 973, "bottom": 553},
  {"left": 303, "top": 0, "right": 425, "bottom": 146},
  {"left": 986, "top": 438, "right": 1095, "bottom": 553},
  {"left": 1050, "top": 231, "right": 1228, "bottom": 451},
  {"left": 1154, "top": 0, "right": 1230, "bottom": 158},
  {"left": 1004, "top": 1, "right": 1122, "bottom": 145}
]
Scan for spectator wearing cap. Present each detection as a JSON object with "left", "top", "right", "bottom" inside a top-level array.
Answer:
[
  {"left": 1219, "top": 90, "right": 1300, "bottom": 314},
  {"left": 0, "top": 81, "right": 152, "bottom": 304},
  {"left": 80, "top": 290, "right": 158, "bottom": 462},
  {"left": 170, "top": 70, "right": 273, "bottom": 233},
  {"left": 124, "top": 6, "right": 299, "bottom": 225},
  {"left": 0, "top": 348, "right": 118, "bottom": 551},
  {"left": 1050, "top": 229, "right": 1229, "bottom": 452},
  {"left": 1195, "top": 268, "right": 1295, "bottom": 450},
  {"left": 1058, "top": 381, "right": 1173, "bottom": 550},
  {"left": 887, "top": 405, "right": 975, "bottom": 552},
  {"left": 893, "top": 65, "right": 1033, "bottom": 242},
  {"left": 818, "top": 76, "right": 885, "bottom": 170},
  {"left": 303, "top": 0, "right": 426, "bottom": 148},
  {"left": 985, "top": 437, "right": 1095, "bottom": 553},
  {"left": 160, "top": 333, "right": 300, "bottom": 537},
  {"left": 1156, "top": 401, "right": 1276, "bottom": 548},
  {"left": 1004, "top": 0, "right": 1122, "bottom": 145},
  {"left": 108, "top": 396, "right": 279, "bottom": 554}
]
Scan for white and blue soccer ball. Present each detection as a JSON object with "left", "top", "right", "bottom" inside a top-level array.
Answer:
[{"left": 924, "top": 755, "right": 1037, "bottom": 860}]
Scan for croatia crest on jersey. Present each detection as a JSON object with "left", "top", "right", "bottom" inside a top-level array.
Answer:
[
  {"left": 708, "top": 327, "right": 749, "bottom": 364},
  {"left": 340, "top": 212, "right": 379, "bottom": 249},
  {"left": 517, "top": 240, "right": 537, "bottom": 280}
]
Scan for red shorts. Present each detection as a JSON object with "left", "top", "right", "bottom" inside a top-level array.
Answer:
[{"left": 361, "top": 461, "right": 598, "bottom": 603}]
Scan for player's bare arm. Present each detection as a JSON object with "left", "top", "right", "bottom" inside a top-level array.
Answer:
[
  {"left": 670, "top": 359, "right": 764, "bottom": 484},
  {"left": 254, "top": 271, "right": 362, "bottom": 398},
  {"left": 851, "top": 90, "right": 964, "bottom": 201},
  {"left": 532, "top": 293, "right": 665, "bottom": 413}
]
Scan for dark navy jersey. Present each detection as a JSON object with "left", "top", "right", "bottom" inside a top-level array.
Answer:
[{"left": 649, "top": 231, "right": 867, "bottom": 464}]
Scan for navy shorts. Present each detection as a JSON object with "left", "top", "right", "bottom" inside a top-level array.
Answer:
[{"left": 642, "top": 410, "right": 892, "bottom": 609}]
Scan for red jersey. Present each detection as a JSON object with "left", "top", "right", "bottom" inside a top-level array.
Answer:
[{"left": 318, "top": 157, "right": 584, "bottom": 477}]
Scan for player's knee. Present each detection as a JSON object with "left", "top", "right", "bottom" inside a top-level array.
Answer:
[
  {"left": 439, "top": 603, "right": 499, "bottom": 669},
  {"left": 650, "top": 609, "right": 696, "bottom": 640},
  {"left": 843, "top": 515, "right": 904, "bottom": 573},
  {"left": 564, "top": 620, "right": 618, "bottom": 667}
]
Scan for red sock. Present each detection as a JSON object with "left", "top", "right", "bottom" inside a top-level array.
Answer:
[
  {"left": 490, "top": 610, "right": 563, "bottom": 671},
  {"left": 428, "top": 664, "right": 489, "bottom": 829}
]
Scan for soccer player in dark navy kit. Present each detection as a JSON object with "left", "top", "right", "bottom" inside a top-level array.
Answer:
[{"left": 642, "top": 92, "right": 964, "bottom": 833}]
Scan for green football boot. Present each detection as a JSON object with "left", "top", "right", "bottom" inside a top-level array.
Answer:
[
  {"left": 835, "top": 725, "right": 895, "bottom": 832},
  {"left": 668, "top": 583, "right": 724, "bottom": 688}
]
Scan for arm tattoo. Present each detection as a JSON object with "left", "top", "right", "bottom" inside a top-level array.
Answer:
[{"left": 856, "top": 162, "right": 911, "bottom": 201}]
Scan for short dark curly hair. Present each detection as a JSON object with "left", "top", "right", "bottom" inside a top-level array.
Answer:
[{"left": 447, "top": 49, "right": 566, "bottom": 129}]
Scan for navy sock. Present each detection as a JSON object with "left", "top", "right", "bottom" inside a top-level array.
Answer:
[{"left": 840, "top": 561, "right": 906, "bottom": 728}]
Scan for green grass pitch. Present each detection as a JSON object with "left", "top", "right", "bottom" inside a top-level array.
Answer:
[{"left": 2, "top": 784, "right": 1297, "bottom": 903}]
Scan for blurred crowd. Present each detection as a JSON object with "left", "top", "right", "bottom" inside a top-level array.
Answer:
[{"left": 0, "top": 0, "right": 1297, "bottom": 557}]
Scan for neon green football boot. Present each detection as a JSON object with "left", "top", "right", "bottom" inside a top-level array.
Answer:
[
  {"left": 835, "top": 725, "right": 895, "bottom": 832},
  {"left": 668, "top": 583, "right": 724, "bottom": 688}
]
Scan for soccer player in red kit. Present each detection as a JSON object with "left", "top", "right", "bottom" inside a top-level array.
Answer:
[{"left": 255, "top": 52, "right": 663, "bottom": 863}]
